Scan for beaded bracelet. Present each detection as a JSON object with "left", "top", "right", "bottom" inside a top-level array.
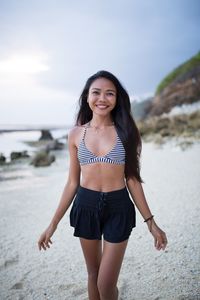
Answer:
[{"left": 144, "top": 215, "right": 154, "bottom": 222}]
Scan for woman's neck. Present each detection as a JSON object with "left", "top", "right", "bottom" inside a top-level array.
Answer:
[
  {"left": 89, "top": 119, "right": 114, "bottom": 129},
  {"left": 89, "top": 115, "right": 114, "bottom": 128}
]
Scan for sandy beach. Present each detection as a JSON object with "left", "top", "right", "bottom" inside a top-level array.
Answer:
[{"left": 0, "top": 141, "right": 200, "bottom": 300}]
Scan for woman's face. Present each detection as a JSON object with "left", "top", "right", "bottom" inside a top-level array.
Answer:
[{"left": 87, "top": 77, "right": 117, "bottom": 116}]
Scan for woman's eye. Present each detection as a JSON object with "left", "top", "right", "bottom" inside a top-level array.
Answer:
[
  {"left": 107, "top": 92, "right": 114, "bottom": 96},
  {"left": 92, "top": 91, "right": 99, "bottom": 95}
]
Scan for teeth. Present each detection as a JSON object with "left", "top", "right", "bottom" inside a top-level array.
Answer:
[{"left": 96, "top": 105, "right": 108, "bottom": 109}]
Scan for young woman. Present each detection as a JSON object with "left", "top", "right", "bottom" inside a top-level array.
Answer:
[{"left": 38, "top": 70, "right": 168, "bottom": 300}]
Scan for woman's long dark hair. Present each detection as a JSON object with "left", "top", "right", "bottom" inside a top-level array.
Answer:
[{"left": 76, "top": 70, "right": 143, "bottom": 183}]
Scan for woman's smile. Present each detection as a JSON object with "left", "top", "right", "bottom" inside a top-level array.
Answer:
[
  {"left": 95, "top": 103, "right": 109, "bottom": 109},
  {"left": 87, "top": 78, "right": 117, "bottom": 114}
]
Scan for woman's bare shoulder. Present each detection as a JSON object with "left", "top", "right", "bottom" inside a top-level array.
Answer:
[{"left": 68, "top": 124, "right": 87, "bottom": 143}]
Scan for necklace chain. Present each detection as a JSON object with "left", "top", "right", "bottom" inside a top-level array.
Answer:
[{"left": 89, "top": 121, "right": 114, "bottom": 132}]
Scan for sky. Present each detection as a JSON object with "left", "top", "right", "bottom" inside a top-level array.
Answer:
[{"left": 0, "top": 0, "right": 199, "bottom": 127}]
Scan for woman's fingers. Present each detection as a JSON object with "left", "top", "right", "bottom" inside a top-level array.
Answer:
[
  {"left": 46, "top": 241, "right": 51, "bottom": 248},
  {"left": 160, "top": 232, "right": 168, "bottom": 250},
  {"left": 154, "top": 237, "right": 157, "bottom": 248},
  {"left": 44, "top": 237, "right": 53, "bottom": 249},
  {"left": 41, "top": 242, "right": 47, "bottom": 251},
  {"left": 39, "top": 240, "right": 50, "bottom": 251},
  {"left": 151, "top": 223, "right": 168, "bottom": 251},
  {"left": 162, "top": 236, "right": 168, "bottom": 250},
  {"left": 38, "top": 239, "right": 46, "bottom": 251},
  {"left": 38, "top": 226, "right": 56, "bottom": 251},
  {"left": 38, "top": 235, "right": 44, "bottom": 251},
  {"left": 38, "top": 233, "right": 51, "bottom": 251},
  {"left": 155, "top": 233, "right": 168, "bottom": 251},
  {"left": 155, "top": 239, "right": 161, "bottom": 250}
]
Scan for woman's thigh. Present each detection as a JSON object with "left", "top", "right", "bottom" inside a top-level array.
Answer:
[
  {"left": 79, "top": 238, "right": 102, "bottom": 276},
  {"left": 97, "top": 239, "right": 128, "bottom": 288}
]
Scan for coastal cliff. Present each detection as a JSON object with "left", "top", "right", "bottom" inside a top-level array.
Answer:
[
  {"left": 149, "top": 51, "right": 200, "bottom": 116},
  {"left": 131, "top": 51, "right": 200, "bottom": 145}
]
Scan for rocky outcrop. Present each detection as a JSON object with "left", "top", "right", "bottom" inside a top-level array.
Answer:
[
  {"left": 137, "top": 110, "right": 200, "bottom": 143},
  {"left": 45, "top": 140, "right": 65, "bottom": 151},
  {"left": 10, "top": 151, "right": 30, "bottom": 161},
  {"left": 0, "top": 153, "right": 6, "bottom": 164},
  {"left": 148, "top": 52, "right": 200, "bottom": 117},
  {"left": 39, "top": 130, "right": 53, "bottom": 141},
  {"left": 30, "top": 150, "right": 55, "bottom": 167},
  {"left": 149, "top": 68, "right": 200, "bottom": 116}
]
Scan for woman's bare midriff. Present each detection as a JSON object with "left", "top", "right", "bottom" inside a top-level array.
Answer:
[{"left": 80, "top": 163, "right": 126, "bottom": 192}]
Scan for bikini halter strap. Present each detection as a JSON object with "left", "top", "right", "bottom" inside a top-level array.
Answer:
[{"left": 82, "top": 123, "right": 90, "bottom": 141}]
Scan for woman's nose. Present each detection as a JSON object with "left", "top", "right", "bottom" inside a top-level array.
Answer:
[{"left": 99, "top": 93, "right": 106, "bottom": 101}]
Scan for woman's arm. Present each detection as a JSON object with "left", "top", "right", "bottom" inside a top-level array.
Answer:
[
  {"left": 126, "top": 177, "right": 168, "bottom": 251},
  {"left": 38, "top": 127, "right": 81, "bottom": 251},
  {"left": 50, "top": 128, "right": 80, "bottom": 227}
]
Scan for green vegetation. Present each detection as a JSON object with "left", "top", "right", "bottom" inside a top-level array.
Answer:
[{"left": 156, "top": 51, "right": 200, "bottom": 95}]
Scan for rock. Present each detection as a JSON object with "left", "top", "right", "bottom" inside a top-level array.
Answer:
[
  {"left": 39, "top": 130, "right": 53, "bottom": 141},
  {"left": 149, "top": 52, "right": 200, "bottom": 117},
  {"left": 0, "top": 153, "right": 6, "bottom": 164},
  {"left": 45, "top": 139, "right": 65, "bottom": 151},
  {"left": 160, "top": 128, "right": 171, "bottom": 137},
  {"left": 150, "top": 76, "right": 200, "bottom": 116},
  {"left": 177, "top": 140, "right": 193, "bottom": 151},
  {"left": 10, "top": 151, "right": 30, "bottom": 161},
  {"left": 153, "top": 134, "right": 165, "bottom": 145},
  {"left": 30, "top": 150, "right": 55, "bottom": 167},
  {"left": 138, "top": 110, "right": 200, "bottom": 142}
]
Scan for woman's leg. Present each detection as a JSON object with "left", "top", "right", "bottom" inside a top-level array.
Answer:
[
  {"left": 97, "top": 239, "right": 128, "bottom": 300},
  {"left": 79, "top": 238, "right": 102, "bottom": 300}
]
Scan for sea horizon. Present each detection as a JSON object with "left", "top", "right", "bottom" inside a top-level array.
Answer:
[{"left": 0, "top": 123, "right": 73, "bottom": 133}]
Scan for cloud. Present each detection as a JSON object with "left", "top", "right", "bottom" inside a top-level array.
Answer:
[
  {"left": 0, "top": 54, "right": 50, "bottom": 74},
  {"left": 0, "top": 0, "right": 199, "bottom": 125},
  {"left": 0, "top": 67, "right": 78, "bottom": 125}
]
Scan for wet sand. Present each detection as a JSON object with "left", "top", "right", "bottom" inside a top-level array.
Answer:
[{"left": 0, "top": 141, "right": 200, "bottom": 300}]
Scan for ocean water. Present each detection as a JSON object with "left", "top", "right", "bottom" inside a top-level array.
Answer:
[
  {"left": 0, "top": 128, "right": 70, "bottom": 183},
  {"left": 0, "top": 128, "right": 69, "bottom": 159}
]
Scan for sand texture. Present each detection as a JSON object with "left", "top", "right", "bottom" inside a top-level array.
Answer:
[{"left": 0, "top": 142, "right": 200, "bottom": 300}]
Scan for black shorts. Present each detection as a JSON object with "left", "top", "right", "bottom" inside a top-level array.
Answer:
[{"left": 69, "top": 186, "right": 136, "bottom": 243}]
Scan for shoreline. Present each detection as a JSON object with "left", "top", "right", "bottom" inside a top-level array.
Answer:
[{"left": 1, "top": 136, "right": 199, "bottom": 182}]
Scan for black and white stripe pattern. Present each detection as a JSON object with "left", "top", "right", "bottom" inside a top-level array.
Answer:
[{"left": 78, "top": 130, "right": 125, "bottom": 166}]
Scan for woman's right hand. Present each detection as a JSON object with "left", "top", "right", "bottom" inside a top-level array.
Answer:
[
  {"left": 38, "top": 223, "right": 57, "bottom": 251},
  {"left": 148, "top": 219, "right": 168, "bottom": 251}
]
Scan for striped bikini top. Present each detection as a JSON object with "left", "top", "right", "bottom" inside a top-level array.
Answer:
[{"left": 78, "top": 124, "right": 125, "bottom": 165}]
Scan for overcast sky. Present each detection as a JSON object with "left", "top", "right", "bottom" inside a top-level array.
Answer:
[{"left": 0, "top": 0, "right": 199, "bottom": 126}]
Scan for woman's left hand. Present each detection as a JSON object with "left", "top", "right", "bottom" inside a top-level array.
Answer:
[{"left": 147, "top": 220, "right": 168, "bottom": 251}]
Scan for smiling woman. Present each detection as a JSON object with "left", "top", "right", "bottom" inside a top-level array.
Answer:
[
  {"left": 38, "top": 70, "right": 168, "bottom": 300},
  {"left": 0, "top": 54, "right": 49, "bottom": 74}
]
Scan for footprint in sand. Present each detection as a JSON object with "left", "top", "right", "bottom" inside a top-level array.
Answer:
[
  {"left": 59, "top": 283, "right": 74, "bottom": 290},
  {"left": 11, "top": 282, "right": 23, "bottom": 290},
  {"left": 72, "top": 286, "right": 87, "bottom": 297},
  {"left": 0, "top": 256, "right": 19, "bottom": 270},
  {"left": 9, "top": 271, "right": 33, "bottom": 292}
]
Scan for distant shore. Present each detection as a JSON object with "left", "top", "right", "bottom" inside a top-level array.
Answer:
[{"left": 0, "top": 124, "right": 71, "bottom": 134}]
